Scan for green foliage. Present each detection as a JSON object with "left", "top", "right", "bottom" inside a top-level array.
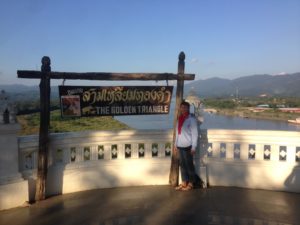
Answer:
[
  {"left": 204, "top": 97, "right": 300, "bottom": 108},
  {"left": 16, "top": 99, "right": 40, "bottom": 112},
  {"left": 16, "top": 99, "right": 60, "bottom": 114},
  {"left": 17, "top": 110, "right": 130, "bottom": 135},
  {"left": 284, "top": 98, "right": 300, "bottom": 107},
  {"left": 203, "top": 97, "right": 300, "bottom": 122},
  {"left": 203, "top": 98, "right": 237, "bottom": 109}
]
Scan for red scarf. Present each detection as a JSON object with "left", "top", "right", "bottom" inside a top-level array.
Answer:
[{"left": 178, "top": 112, "right": 189, "bottom": 134}]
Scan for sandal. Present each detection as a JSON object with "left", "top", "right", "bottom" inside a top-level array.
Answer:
[
  {"left": 181, "top": 183, "right": 193, "bottom": 191},
  {"left": 175, "top": 183, "right": 187, "bottom": 191}
]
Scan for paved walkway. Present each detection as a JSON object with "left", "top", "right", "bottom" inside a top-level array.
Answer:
[{"left": 0, "top": 185, "right": 299, "bottom": 225}]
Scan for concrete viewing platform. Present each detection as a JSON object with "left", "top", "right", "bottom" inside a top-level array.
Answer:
[{"left": 0, "top": 185, "right": 299, "bottom": 225}]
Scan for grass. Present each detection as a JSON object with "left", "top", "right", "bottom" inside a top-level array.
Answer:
[{"left": 17, "top": 110, "right": 131, "bottom": 135}]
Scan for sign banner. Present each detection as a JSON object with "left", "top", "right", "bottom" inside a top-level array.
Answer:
[{"left": 59, "top": 86, "right": 173, "bottom": 117}]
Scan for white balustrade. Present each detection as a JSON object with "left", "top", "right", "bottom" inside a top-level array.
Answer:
[
  {"left": 18, "top": 130, "right": 175, "bottom": 200},
  {"left": 17, "top": 129, "right": 300, "bottom": 200},
  {"left": 201, "top": 129, "right": 300, "bottom": 192}
]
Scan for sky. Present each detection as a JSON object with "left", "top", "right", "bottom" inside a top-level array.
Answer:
[{"left": 0, "top": 0, "right": 299, "bottom": 86}]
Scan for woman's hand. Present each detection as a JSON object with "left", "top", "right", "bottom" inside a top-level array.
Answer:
[{"left": 191, "top": 149, "right": 196, "bottom": 155}]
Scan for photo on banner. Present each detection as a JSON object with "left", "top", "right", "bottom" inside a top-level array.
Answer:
[{"left": 61, "top": 95, "right": 81, "bottom": 117}]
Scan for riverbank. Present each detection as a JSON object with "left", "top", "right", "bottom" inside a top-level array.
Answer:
[{"left": 213, "top": 107, "right": 300, "bottom": 122}]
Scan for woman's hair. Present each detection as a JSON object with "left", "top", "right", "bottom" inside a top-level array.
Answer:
[{"left": 180, "top": 101, "right": 190, "bottom": 109}]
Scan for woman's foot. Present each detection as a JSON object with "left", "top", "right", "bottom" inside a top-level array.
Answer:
[
  {"left": 175, "top": 182, "right": 187, "bottom": 191},
  {"left": 181, "top": 182, "right": 193, "bottom": 191}
]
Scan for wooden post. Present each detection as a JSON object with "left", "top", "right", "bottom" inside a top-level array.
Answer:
[
  {"left": 169, "top": 52, "right": 185, "bottom": 186},
  {"left": 35, "top": 56, "right": 51, "bottom": 201}
]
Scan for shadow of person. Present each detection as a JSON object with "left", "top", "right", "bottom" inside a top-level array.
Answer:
[
  {"left": 284, "top": 165, "right": 300, "bottom": 192},
  {"left": 193, "top": 128, "right": 208, "bottom": 188}
]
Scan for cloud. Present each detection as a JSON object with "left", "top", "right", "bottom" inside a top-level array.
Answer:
[
  {"left": 273, "top": 72, "right": 288, "bottom": 76},
  {"left": 190, "top": 58, "right": 199, "bottom": 64}
]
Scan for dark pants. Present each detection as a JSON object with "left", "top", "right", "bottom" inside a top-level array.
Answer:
[{"left": 177, "top": 146, "right": 195, "bottom": 183}]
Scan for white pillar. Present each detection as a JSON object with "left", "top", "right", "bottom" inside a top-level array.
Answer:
[{"left": 0, "top": 123, "right": 29, "bottom": 210}]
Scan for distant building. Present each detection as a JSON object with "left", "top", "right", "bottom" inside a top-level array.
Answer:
[
  {"left": 248, "top": 104, "right": 270, "bottom": 112},
  {"left": 259, "top": 94, "right": 268, "bottom": 97},
  {"left": 278, "top": 108, "right": 300, "bottom": 113},
  {"left": 256, "top": 104, "right": 270, "bottom": 108}
]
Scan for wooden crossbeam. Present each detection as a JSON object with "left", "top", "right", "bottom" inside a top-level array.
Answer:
[{"left": 17, "top": 71, "right": 195, "bottom": 81}]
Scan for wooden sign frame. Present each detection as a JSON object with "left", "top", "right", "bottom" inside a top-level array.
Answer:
[{"left": 17, "top": 52, "right": 194, "bottom": 201}]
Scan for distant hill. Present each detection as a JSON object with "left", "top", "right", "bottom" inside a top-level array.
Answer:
[
  {"left": 185, "top": 72, "right": 300, "bottom": 97},
  {"left": 0, "top": 84, "right": 39, "bottom": 93},
  {"left": 0, "top": 84, "right": 58, "bottom": 102},
  {"left": 1, "top": 72, "right": 300, "bottom": 102}
]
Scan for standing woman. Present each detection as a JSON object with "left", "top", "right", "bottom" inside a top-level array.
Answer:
[{"left": 175, "top": 101, "right": 198, "bottom": 191}]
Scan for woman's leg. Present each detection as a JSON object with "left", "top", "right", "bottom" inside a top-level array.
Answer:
[
  {"left": 178, "top": 147, "right": 189, "bottom": 183},
  {"left": 185, "top": 149, "right": 196, "bottom": 184}
]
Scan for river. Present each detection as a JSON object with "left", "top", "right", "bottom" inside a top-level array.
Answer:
[{"left": 116, "top": 110, "right": 300, "bottom": 131}]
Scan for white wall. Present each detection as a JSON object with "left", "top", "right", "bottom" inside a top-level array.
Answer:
[{"left": 17, "top": 129, "right": 300, "bottom": 203}]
